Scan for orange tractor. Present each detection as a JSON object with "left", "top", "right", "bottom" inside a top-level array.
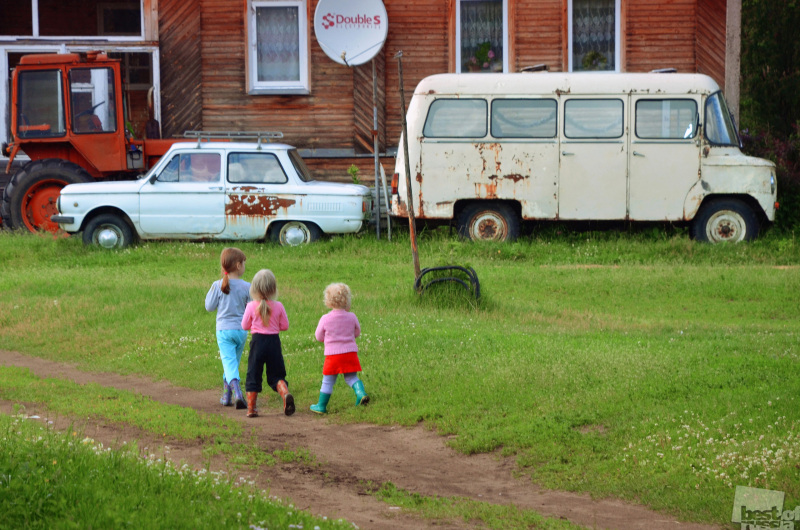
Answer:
[{"left": 1, "top": 51, "right": 181, "bottom": 232}]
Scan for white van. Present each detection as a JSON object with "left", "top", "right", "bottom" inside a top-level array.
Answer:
[{"left": 391, "top": 73, "right": 777, "bottom": 243}]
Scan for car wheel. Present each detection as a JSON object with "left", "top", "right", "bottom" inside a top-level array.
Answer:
[
  {"left": 271, "top": 221, "right": 321, "bottom": 246},
  {"left": 82, "top": 214, "right": 135, "bottom": 249},
  {"left": 457, "top": 202, "right": 520, "bottom": 242},
  {"left": 691, "top": 198, "right": 759, "bottom": 243},
  {"left": 1, "top": 159, "right": 92, "bottom": 232}
]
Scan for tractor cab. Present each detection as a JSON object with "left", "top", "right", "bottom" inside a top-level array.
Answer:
[{"left": 1, "top": 51, "right": 173, "bottom": 232}]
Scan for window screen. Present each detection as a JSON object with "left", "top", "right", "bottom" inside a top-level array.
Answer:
[
  {"left": 423, "top": 99, "right": 488, "bottom": 138},
  {"left": 491, "top": 99, "right": 557, "bottom": 138},
  {"left": 635, "top": 99, "right": 697, "bottom": 139},
  {"left": 564, "top": 99, "right": 623, "bottom": 139}
]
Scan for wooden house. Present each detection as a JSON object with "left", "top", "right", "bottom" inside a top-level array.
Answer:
[{"left": 1, "top": 0, "right": 741, "bottom": 182}]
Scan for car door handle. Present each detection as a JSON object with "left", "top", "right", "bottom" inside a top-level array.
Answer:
[
  {"left": 561, "top": 151, "right": 574, "bottom": 156},
  {"left": 633, "top": 151, "right": 645, "bottom": 157},
  {"left": 208, "top": 186, "right": 224, "bottom": 191}
]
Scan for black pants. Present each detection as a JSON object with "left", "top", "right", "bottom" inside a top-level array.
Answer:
[{"left": 245, "top": 333, "right": 287, "bottom": 393}]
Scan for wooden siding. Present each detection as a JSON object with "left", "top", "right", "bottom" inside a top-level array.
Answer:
[
  {"left": 159, "top": 0, "right": 203, "bottom": 138},
  {"left": 353, "top": 54, "right": 386, "bottom": 153},
  {"left": 514, "top": 0, "right": 565, "bottom": 72},
  {"left": 624, "top": 0, "right": 697, "bottom": 73},
  {"left": 696, "top": 0, "right": 726, "bottom": 88}
]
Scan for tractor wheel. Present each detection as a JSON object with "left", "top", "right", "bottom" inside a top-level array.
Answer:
[{"left": 0, "top": 159, "right": 92, "bottom": 232}]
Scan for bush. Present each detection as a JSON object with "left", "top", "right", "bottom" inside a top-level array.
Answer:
[{"left": 740, "top": 127, "right": 800, "bottom": 232}]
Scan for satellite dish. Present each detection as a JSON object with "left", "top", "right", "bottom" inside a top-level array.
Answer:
[{"left": 314, "top": 0, "right": 388, "bottom": 66}]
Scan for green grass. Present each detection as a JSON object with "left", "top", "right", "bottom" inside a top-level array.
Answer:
[
  {"left": 370, "top": 482, "right": 583, "bottom": 529},
  {"left": 0, "top": 413, "right": 348, "bottom": 529},
  {"left": 1, "top": 229, "right": 799, "bottom": 524}
]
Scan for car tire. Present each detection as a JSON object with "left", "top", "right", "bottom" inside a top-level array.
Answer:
[
  {"left": 690, "top": 198, "right": 759, "bottom": 243},
  {"left": 82, "top": 214, "right": 135, "bottom": 249},
  {"left": 457, "top": 202, "right": 520, "bottom": 242},
  {"left": 1, "top": 159, "right": 92, "bottom": 232},
  {"left": 270, "top": 221, "right": 321, "bottom": 246}
]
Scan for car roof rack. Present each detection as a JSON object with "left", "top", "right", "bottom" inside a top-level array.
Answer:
[{"left": 183, "top": 130, "right": 284, "bottom": 149}]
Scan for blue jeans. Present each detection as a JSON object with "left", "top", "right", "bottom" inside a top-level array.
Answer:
[{"left": 216, "top": 329, "right": 248, "bottom": 383}]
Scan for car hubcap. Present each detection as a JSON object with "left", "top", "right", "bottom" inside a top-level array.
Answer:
[
  {"left": 707, "top": 210, "right": 745, "bottom": 243},
  {"left": 97, "top": 226, "right": 121, "bottom": 248},
  {"left": 281, "top": 223, "right": 309, "bottom": 246}
]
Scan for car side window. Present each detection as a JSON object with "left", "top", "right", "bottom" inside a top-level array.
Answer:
[
  {"left": 157, "top": 155, "right": 180, "bottom": 182},
  {"left": 227, "top": 153, "right": 288, "bottom": 184}
]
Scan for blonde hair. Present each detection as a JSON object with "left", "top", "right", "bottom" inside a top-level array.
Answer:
[
  {"left": 250, "top": 269, "right": 278, "bottom": 326},
  {"left": 323, "top": 283, "right": 352, "bottom": 311},
  {"left": 219, "top": 247, "right": 246, "bottom": 294}
]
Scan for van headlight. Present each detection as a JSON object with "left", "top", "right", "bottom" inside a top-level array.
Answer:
[
  {"left": 57, "top": 195, "right": 61, "bottom": 213},
  {"left": 770, "top": 173, "right": 776, "bottom": 195}
]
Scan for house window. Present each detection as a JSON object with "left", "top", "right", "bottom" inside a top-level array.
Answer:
[
  {"left": 456, "top": 0, "right": 508, "bottom": 73},
  {"left": 569, "top": 0, "right": 619, "bottom": 72},
  {"left": 247, "top": 0, "right": 309, "bottom": 95}
]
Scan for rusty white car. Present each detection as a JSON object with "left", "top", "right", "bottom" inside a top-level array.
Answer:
[{"left": 53, "top": 140, "right": 372, "bottom": 248}]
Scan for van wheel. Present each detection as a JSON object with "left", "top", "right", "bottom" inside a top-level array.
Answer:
[
  {"left": 270, "top": 221, "right": 321, "bottom": 246},
  {"left": 457, "top": 203, "right": 520, "bottom": 242},
  {"left": 691, "top": 198, "right": 759, "bottom": 243},
  {"left": 82, "top": 214, "right": 135, "bottom": 249}
]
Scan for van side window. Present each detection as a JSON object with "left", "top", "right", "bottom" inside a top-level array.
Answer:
[
  {"left": 423, "top": 99, "right": 487, "bottom": 138},
  {"left": 635, "top": 99, "right": 697, "bottom": 139},
  {"left": 564, "top": 99, "right": 623, "bottom": 139},
  {"left": 491, "top": 99, "right": 557, "bottom": 138}
]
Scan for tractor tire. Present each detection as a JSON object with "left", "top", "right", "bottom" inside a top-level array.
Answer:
[{"left": 1, "top": 159, "right": 92, "bottom": 233}]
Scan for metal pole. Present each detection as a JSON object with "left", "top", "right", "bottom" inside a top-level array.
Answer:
[
  {"left": 372, "top": 58, "right": 380, "bottom": 240},
  {"left": 394, "top": 51, "right": 421, "bottom": 280}
]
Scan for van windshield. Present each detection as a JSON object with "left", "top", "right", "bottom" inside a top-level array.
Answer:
[{"left": 704, "top": 92, "right": 739, "bottom": 147}]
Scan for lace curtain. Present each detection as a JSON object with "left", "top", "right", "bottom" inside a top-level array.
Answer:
[
  {"left": 256, "top": 6, "right": 300, "bottom": 82},
  {"left": 460, "top": 0, "right": 504, "bottom": 73},
  {"left": 572, "top": 0, "right": 615, "bottom": 71}
]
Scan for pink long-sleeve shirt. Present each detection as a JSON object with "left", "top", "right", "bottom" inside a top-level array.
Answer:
[
  {"left": 241, "top": 300, "right": 288, "bottom": 335},
  {"left": 315, "top": 309, "right": 360, "bottom": 355}
]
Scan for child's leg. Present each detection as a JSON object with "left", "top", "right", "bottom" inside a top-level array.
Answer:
[
  {"left": 262, "top": 335, "right": 294, "bottom": 416},
  {"left": 216, "top": 330, "right": 241, "bottom": 384},
  {"left": 245, "top": 334, "right": 267, "bottom": 393},
  {"left": 345, "top": 372, "right": 369, "bottom": 406},
  {"left": 310, "top": 374, "right": 337, "bottom": 414},
  {"left": 232, "top": 329, "right": 248, "bottom": 374}
]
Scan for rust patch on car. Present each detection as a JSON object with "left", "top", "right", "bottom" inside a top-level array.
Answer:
[{"left": 226, "top": 195, "right": 296, "bottom": 217}]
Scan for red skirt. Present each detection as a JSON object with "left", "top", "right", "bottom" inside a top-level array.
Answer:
[{"left": 322, "top": 352, "right": 362, "bottom": 375}]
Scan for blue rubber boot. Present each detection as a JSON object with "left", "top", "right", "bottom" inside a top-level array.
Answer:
[
  {"left": 352, "top": 380, "right": 370, "bottom": 406},
  {"left": 230, "top": 379, "right": 246, "bottom": 410},
  {"left": 310, "top": 392, "right": 331, "bottom": 414},
  {"left": 220, "top": 379, "right": 232, "bottom": 407}
]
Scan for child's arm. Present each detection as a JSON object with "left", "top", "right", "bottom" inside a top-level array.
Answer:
[
  {"left": 241, "top": 303, "right": 253, "bottom": 331},
  {"left": 278, "top": 304, "right": 289, "bottom": 332},
  {"left": 353, "top": 314, "right": 361, "bottom": 339},
  {"left": 314, "top": 315, "right": 326, "bottom": 343},
  {"left": 204, "top": 282, "right": 219, "bottom": 312}
]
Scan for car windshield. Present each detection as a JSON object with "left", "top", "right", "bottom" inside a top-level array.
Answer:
[
  {"left": 289, "top": 149, "right": 314, "bottom": 182},
  {"left": 704, "top": 91, "right": 739, "bottom": 147}
]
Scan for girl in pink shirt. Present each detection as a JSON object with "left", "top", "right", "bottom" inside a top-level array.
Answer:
[
  {"left": 241, "top": 269, "right": 295, "bottom": 417},
  {"left": 310, "top": 283, "right": 369, "bottom": 414}
]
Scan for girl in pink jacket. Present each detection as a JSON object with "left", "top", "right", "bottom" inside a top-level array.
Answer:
[{"left": 310, "top": 283, "right": 369, "bottom": 414}]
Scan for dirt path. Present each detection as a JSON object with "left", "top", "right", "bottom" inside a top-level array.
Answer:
[{"left": 0, "top": 350, "right": 721, "bottom": 530}]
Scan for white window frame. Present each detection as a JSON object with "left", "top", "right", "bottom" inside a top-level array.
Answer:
[
  {"left": 455, "top": 0, "right": 509, "bottom": 74},
  {"left": 246, "top": 0, "right": 310, "bottom": 95},
  {"left": 567, "top": 0, "right": 621, "bottom": 73},
  {"left": 3, "top": 0, "right": 145, "bottom": 41},
  {"left": 0, "top": 44, "right": 161, "bottom": 161}
]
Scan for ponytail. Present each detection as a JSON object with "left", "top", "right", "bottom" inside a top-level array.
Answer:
[
  {"left": 219, "top": 247, "right": 246, "bottom": 295},
  {"left": 258, "top": 299, "right": 272, "bottom": 327}
]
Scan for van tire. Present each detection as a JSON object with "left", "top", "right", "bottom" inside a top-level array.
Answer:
[
  {"left": 82, "top": 213, "right": 135, "bottom": 249},
  {"left": 270, "top": 221, "right": 321, "bottom": 246},
  {"left": 690, "top": 198, "right": 760, "bottom": 243},
  {"left": 457, "top": 203, "right": 520, "bottom": 242}
]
